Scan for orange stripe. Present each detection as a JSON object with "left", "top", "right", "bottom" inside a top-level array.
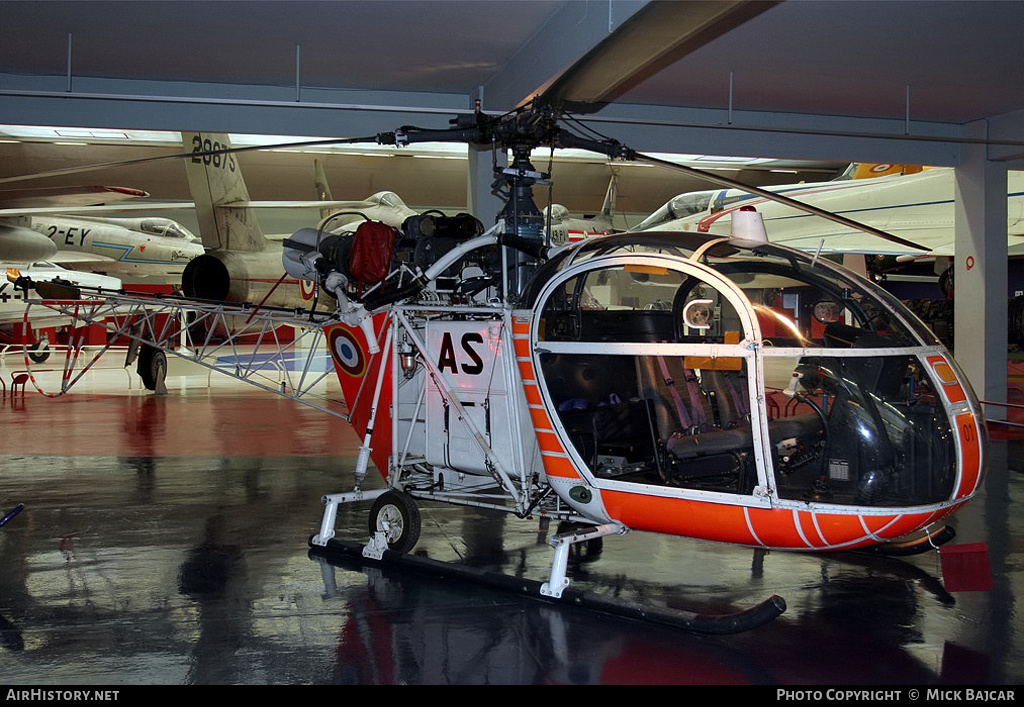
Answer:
[
  {"left": 540, "top": 453, "right": 580, "bottom": 479},
  {"left": 523, "top": 383, "right": 543, "bottom": 406},
  {"left": 528, "top": 404, "right": 553, "bottom": 430},
  {"left": 954, "top": 411, "right": 983, "bottom": 498},
  {"left": 536, "top": 429, "right": 565, "bottom": 455},
  {"left": 517, "top": 360, "right": 536, "bottom": 383},
  {"left": 928, "top": 354, "right": 967, "bottom": 404},
  {"left": 509, "top": 328, "right": 575, "bottom": 477}
]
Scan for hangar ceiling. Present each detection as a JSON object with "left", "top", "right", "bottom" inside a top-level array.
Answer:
[{"left": 0, "top": 0, "right": 1021, "bottom": 222}]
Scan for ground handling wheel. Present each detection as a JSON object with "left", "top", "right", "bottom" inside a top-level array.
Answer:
[{"left": 368, "top": 490, "right": 421, "bottom": 554}]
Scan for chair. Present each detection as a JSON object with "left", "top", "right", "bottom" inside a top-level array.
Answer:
[{"left": 10, "top": 372, "right": 29, "bottom": 396}]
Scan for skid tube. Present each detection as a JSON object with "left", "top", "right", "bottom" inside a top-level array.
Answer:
[{"left": 308, "top": 535, "right": 786, "bottom": 635}]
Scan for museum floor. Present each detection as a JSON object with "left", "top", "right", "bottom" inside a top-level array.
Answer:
[{"left": 0, "top": 360, "right": 1020, "bottom": 686}]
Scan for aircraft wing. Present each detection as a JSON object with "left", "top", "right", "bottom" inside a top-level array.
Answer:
[
  {"left": 44, "top": 251, "right": 190, "bottom": 277},
  {"left": 2, "top": 199, "right": 377, "bottom": 214},
  {"left": 0, "top": 185, "right": 197, "bottom": 217},
  {"left": 0, "top": 185, "right": 148, "bottom": 208},
  {"left": 0, "top": 186, "right": 171, "bottom": 217},
  {"left": 0, "top": 202, "right": 196, "bottom": 216},
  {"left": 700, "top": 215, "right": 1022, "bottom": 259},
  {"left": 0, "top": 186, "right": 197, "bottom": 265},
  {"left": 220, "top": 200, "right": 379, "bottom": 209},
  {"left": 668, "top": 209, "right": 944, "bottom": 257},
  {"left": 764, "top": 225, "right": 956, "bottom": 257},
  {"left": 665, "top": 168, "right": 1024, "bottom": 259},
  {"left": 47, "top": 251, "right": 117, "bottom": 265}
]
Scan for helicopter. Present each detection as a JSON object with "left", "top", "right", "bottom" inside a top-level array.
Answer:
[
  {"left": 11, "top": 104, "right": 987, "bottom": 632},
  {"left": 274, "top": 105, "right": 988, "bottom": 630}
]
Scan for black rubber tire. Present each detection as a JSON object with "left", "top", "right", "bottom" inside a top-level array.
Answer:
[
  {"left": 27, "top": 340, "right": 49, "bottom": 364},
  {"left": 368, "top": 490, "right": 421, "bottom": 554},
  {"left": 136, "top": 344, "right": 167, "bottom": 391}
]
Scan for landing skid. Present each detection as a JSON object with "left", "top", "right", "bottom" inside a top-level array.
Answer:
[{"left": 308, "top": 535, "right": 787, "bottom": 635}]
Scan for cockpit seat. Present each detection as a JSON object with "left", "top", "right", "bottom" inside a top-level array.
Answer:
[{"left": 636, "top": 356, "right": 713, "bottom": 439}]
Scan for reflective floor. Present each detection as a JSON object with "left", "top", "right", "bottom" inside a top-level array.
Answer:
[{"left": 0, "top": 362, "right": 1020, "bottom": 685}]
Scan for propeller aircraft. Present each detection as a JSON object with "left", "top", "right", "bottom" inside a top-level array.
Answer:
[{"left": 9, "top": 105, "right": 988, "bottom": 633}]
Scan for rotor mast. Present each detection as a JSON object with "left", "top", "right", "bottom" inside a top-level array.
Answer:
[{"left": 378, "top": 103, "right": 635, "bottom": 302}]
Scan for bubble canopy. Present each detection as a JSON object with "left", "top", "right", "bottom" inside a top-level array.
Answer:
[{"left": 522, "top": 231, "right": 978, "bottom": 510}]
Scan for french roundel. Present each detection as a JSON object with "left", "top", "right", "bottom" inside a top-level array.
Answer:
[
  {"left": 300, "top": 279, "right": 316, "bottom": 301},
  {"left": 329, "top": 327, "right": 366, "bottom": 378}
]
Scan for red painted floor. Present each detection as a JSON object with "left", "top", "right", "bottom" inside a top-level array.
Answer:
[{"left": 0, "top": 389, "right": 361, "bottom": 458}]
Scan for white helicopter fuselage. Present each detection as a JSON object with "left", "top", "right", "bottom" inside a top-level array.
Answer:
[{"left": 322, "top": 229, "right": 984, "bottom": 557}]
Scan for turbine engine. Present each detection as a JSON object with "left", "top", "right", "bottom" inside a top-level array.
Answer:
[
  {"left": 181, "top": 250, "right": 269, "bottom": 303},
  {"left": 282, "top": 212, "right": 487, "bottom": 304}
]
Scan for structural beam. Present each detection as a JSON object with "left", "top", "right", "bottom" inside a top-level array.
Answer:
[
  {"left": 482, "top": 0, "right": 650, "bottom": 110},
  {"left": 0, "top": 70, "right": 994, "bottom": 168}
]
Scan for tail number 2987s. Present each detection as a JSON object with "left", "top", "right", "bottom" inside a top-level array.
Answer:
[{"left": 190, "top": 135, "right": 237, "bottom": 173}]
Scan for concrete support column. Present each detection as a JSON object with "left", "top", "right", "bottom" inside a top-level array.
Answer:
[{"left": 953, "top": 120, "right": 1008, "bottom": 414}]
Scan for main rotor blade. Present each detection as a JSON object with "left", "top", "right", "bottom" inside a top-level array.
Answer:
[
  {"left": 535, "top": 0, "right": 778, "bottom": 111},
  {"left": 0, "top": 111, "right": 928, "bottom": 253},
  {"left": 0, "top": 136, "right": 378, "bottom": 186},
  {"left": 635, "top": 152, "right": 929, "bottom": 252}
]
